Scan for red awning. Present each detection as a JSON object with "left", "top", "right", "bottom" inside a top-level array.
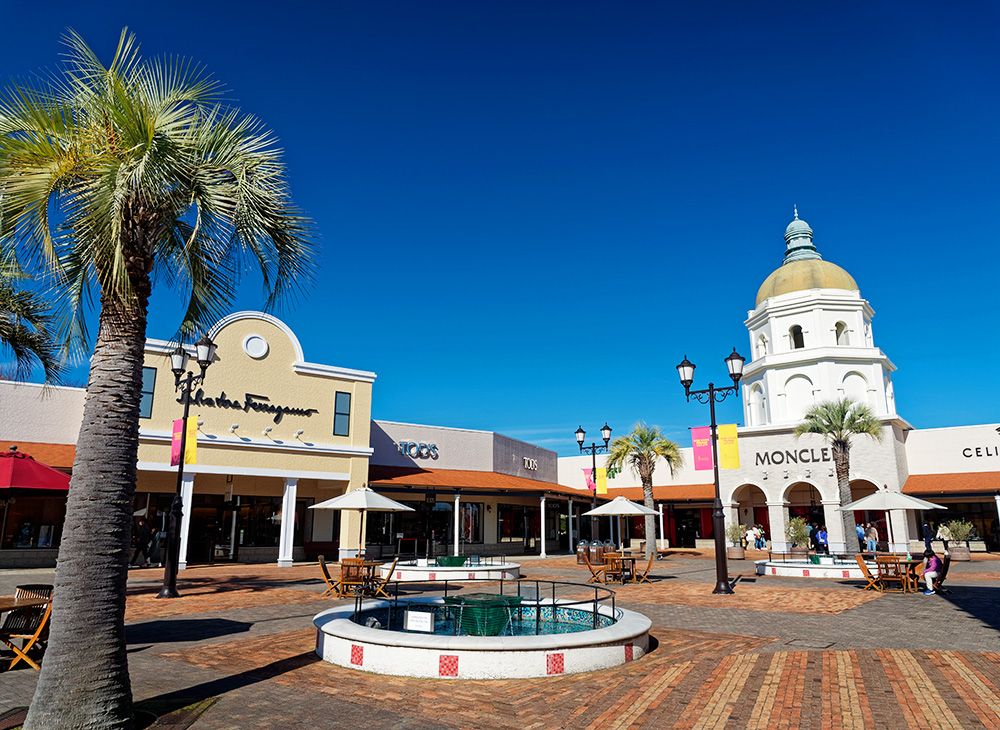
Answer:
[{"left": 0, "top": 446, "right": 71, "bottom": 491}]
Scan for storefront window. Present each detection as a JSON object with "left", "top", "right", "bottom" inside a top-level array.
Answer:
[
  {"left": 333, "top": 392, "right": 351, "bottom": 436},
  {"left": 459, "top": 502, "right": 483, "bottom": 544},
  {"left": 1, "top": 494, "right": 67, "bottom": 549},
  {"left": 239, "top": 497, "right": 282, "bottom": 547}
]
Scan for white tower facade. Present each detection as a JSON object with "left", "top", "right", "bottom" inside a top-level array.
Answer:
[{"left": 740, "top": 212, "right": 897, "bottom": 428}]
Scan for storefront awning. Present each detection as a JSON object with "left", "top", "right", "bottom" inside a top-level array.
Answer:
[
  {"left": 903, "top": 472, "right": 1000, "bottom": 497},
  {"left": 368, "top": 466, "right": 583, "bottom": 497},
  {"left": 0, "top": 446, "right": 71, "bottom": 491}
]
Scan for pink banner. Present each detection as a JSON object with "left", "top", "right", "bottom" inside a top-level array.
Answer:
[
  {"left": 691, "top": 426, "right": 713, "bottom": 471},
  {"left": 583, "top": 468, "right": 595, "bottom": 493},
  {"left": 170, "top": 418, "right": 184, "bottom": 466}
]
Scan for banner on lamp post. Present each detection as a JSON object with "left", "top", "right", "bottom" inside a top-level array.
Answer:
[
  {"left": 596, "top": 467, "right": 608, "bottom": 495},
  {"left": 691, "top": 426, "right": 713, "bottom": 470},
  {"left": 170, "top": 418, "right": 198, "bottom": 466},
  {"left": 170, "top": 419, "right": 184, "bottom": 466},
  {"left": 583, "top": 468, "right": 595, "bottom": 493},
  {"left": 185, "top": 418, "right": 198, "bottom": 464},
  {"left": 718, "top": 424, "right": 739, "bottom": 469}
]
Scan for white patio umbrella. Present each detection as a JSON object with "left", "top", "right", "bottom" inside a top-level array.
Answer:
[
  {"left": 310, "top": 485, "right": 414, "bottom": 557},
  {"left": 584, "top": 496, "right": 659, "bottom": 549},
  {"left": 838, "top": 488, "right": 944, "bottom": 552}
]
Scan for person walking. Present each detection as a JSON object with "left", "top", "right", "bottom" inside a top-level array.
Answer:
[
  {"left": 856, "top": 522, "right": 865, "bottom": 551},
  {"left": 865, "top": 523, "right": 878, "bottom": 553},
  {"left": 922, "top": 548, "right": 943, "bottom": 595},
  {"left": 817, "top": 526, "right": 829, "bottom": 554},
  {"left": 936, "top": 523, "right": 951, "bottom": 554},
  {"left": 148, "top": 525, "right": 164, "bottom": 568},
  {"left": 922, "top": 518, "right": 934, "bottom": 551},
  {"left": 130, "top": 518, "right": 152, "bottom": 567}
]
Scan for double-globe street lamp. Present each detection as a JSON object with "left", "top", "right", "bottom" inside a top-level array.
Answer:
[
  {"left": 575, "top": 423, "right": 612, "bottom": 542},
  {"left": 157, "top": 334, "right": 216, "bottom": 599},
  {"left": 676, "top": 349, "right": 745, "bottom": 595}
]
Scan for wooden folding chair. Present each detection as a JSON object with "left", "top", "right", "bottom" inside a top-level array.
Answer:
[
  {"left": 318, "top": 556, "right": 339, "bottom": 597},
  {"left": 369, "top": 558, "right": 399, "bottom": 599},
  {"left": 875, "top": 556, "right": 907, "bottom": 593},
  {"left": 934, "top": 555, "right": 952, "bottom": 594},
  {"left": 633, "top": 552, "right": 655, "bottom": 584},
  {"left": 14, "top": 585, "right": 53, "bottom": 600},
  {"left": 1, "top": 600, "right": 52, "bottom": 671},
  {"left": 583, "top": 552, "right": 605, "bottom": 584},
  {"left": 338, "top": 558, "right": 367, "bottom": 597},
  {"left": 603, "top": 554, "right": 624, "bottom": 584},
  {"left": 855, "top": 555, "right": 881, "bottom": 591}
]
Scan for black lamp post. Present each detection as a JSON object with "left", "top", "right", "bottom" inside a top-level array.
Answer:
[
  {"left": 575, "top": 423, "right": 612, "bottom": 542},
  {"left": 676, "top": 348, "right": 745, "bottom": 595},
  {"left": 157, "top": 334, "right": 216, "bottom": 599}
]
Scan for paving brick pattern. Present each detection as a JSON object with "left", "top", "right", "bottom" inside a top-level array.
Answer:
[{"left": 2, "top": 553, "right": 999, "bottom": 729}]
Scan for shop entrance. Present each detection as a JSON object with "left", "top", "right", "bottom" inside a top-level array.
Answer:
[
  {"left": 188, "top": 495, "right": 240, "bottom": 564},
  {"left": 673, "top": 508, "right": 701, "bottom": 548}
]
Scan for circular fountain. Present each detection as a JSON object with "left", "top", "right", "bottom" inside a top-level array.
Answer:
[
  {"left": 314, "top": 582, "right": 651, "bottom": 679},
  {"left": 383, "top": 556, "right": 520, "bottom": 583}
]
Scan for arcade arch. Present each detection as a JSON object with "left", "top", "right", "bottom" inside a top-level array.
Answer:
[{"left": 732, "top": 483, "right": 769, "bottom": 542}]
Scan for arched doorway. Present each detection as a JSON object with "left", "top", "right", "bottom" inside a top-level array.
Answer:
[
  {"left": 733, "top": 484, "right": 769, "bottom": 543},
  {"left": 849, "top": 479, "right": 884, "bottom": 548},
  {"left": 785, "top": 482, "right": 824, "bottom": 527}
]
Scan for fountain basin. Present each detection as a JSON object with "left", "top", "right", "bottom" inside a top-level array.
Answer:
[
  {"left": 382, "top": 559, "right": 520, "bottom": 583},
  {"left": 314, "top": 597, "right": 651, "bottom": 679},
  {"left": 756, "top": 559, "right": 865, "bottom": 579}
]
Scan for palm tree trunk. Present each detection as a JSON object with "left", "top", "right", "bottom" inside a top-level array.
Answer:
[
  {"left": 832, "top": 439, "right": 857, "bottom": 557},
  {"left": 641, "top": 473, "right": 656, "bottom": 559},
  {"left": 25, "top": 278, "right": 149, "bottom": 729}
]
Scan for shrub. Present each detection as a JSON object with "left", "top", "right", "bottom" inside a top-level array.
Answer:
[
  {"left": 725, "top": 522, "right": 746, "bottom": 546},
  {"left": 785, "top": 516, "right": 811, "bottom": 548},
  {"left": 946, "top": 519, "right": 976, "bottom": 543}
]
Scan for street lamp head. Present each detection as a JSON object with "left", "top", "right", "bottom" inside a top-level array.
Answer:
[
  {"left": 195, "top": 334, "right": 216, "bottom": 372},
  {"left": 600, "top": 423, "right": 612, "bottom": 445},
  {"left": 170, "top": 345, "right": 188, "bottom": 380},
  {"left": 575, "top": 426, "right": 586, "bottom": 447},
  {"left": 676, "top": 355, "right": 695, "bottom": 390},
  {"left": 725, "top": 348, "right": 745, "bottom": 385}
]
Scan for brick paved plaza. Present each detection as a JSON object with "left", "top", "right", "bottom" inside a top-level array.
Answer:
[{"left": 2, "top": 551, "right": 999, "bottom": 729}]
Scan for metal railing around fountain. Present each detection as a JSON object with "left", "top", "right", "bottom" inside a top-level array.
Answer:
[{"left": 352, "top": 578, "right": 618, "bottom": 636}]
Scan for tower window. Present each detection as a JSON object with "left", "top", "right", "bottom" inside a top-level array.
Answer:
[
  {"left": 789, "top": 325, "right": 804, "bottom": 349},
  {"left": 835, "top": 322, "right": 849, "bottom": 346}
]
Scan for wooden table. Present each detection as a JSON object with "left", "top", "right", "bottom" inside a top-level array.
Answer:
[
  {"left": 603, "top": 555, "right": 636, "bottom": 584},
  {"left": 0, "top": 596, "right": 47, "bottom": 613},
  {"left": 900, "top": 559, "right": 923, "bottom": 593}
]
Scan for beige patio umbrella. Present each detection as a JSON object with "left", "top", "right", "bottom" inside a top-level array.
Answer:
[
  {"left": 584, "top": 496, "right": 659, "bottom": 550},
  {"left": 838, "top": 488, "right": 944, "bottom": 552},
  {"left": 310, "top": 484, "right": 414, "bottom": 557}
]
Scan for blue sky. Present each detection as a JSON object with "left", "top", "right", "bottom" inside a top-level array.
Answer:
[{"left": 2, "top": 2, "right": 998, "bottom": 454}]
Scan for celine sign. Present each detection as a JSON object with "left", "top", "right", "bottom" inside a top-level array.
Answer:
[
  {"left": 399, "top": 442, "right": 439, "bottom": 459},
  {"left": 963, "top": 446, "right": 999, "bottom": 458},
  {"left": 182, "top": 389, "right": 318, "bottom": 424},
  {"left": 754, "top": 447, "right": 832, "bottom": 467}
]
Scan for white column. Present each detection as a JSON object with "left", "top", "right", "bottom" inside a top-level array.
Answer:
[
  {"left": 277, "top": 478, "right": 298, "bottom": 567},
  {"left": 995, "top": 495, "right": 1000, "bottom": 530},
  {"left": 822, "top": 501, "right": 847, "bottom": 553},
  {"left": 658, "top": 504, "right": 667, "bottom": 550},
  {"left": 767, "top": 502, "right": 789, "bottom": 551},
  {"left": 177, "top": 474, "right": 195, "bottom": 570},
  {"left": 539, "top": 495, "right": 547, "bottom": 558},
  {"left": 888, "top": 509, "right": 910, "bottom": 554},
  {"left": 724, "top": 504, "right": 739, "bottom": 545},
  {"left": 567, "top": 499, "right": 574, "bottom": 552},
  {"left": 453, "top": 493, "right": 460, "bottom": 557}
]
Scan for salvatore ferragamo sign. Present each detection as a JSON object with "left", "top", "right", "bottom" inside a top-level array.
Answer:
[{"left": 180, "top": 389, "right": 319, "bottom": 424}]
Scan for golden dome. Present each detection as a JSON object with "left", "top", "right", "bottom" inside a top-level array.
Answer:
[{"left": 755, "top": 259, "right": 858, "bottom": 306}]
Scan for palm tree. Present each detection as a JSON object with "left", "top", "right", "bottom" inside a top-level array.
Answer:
[
  {"left": 793, "top": 397, "right": 882, "bottom": 556},
  {"left": 605, "top": 422, "right": 682, "bottom": 558},
  {"left": 0, "top": 261, "right": 64, "bottom": 382},
  {"left": 0, "top": 30, "right": 314, "bottom": 729}
]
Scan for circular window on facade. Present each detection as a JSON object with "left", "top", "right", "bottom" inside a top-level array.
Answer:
[{"left": 243, "top": 334, "right": 269, "bottom": 360}]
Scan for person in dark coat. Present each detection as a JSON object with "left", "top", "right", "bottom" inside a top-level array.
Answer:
[
  {"left": 131, "top": 518, "right": 152, "bottom": 567},
  {"left": 922, "top": 519, "right": 934, "bottom": 551}
]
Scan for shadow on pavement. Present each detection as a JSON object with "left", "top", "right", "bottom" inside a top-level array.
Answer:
[
  {"left": 938, "top": 584, "right": 1000, "bottom": 632},
  {"left": 127, "top": 618, "right": 253, "bottom": 645},
  {"left": 136, "top": 651, "right": 318, "bottom": 719}
]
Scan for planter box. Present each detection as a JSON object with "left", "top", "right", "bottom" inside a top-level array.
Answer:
[
  {"left": 726, "top": 546, "right": 745, "bottom": 560},
  {"left": 949, "top": 546, "right": 972, "bottom": 561}
]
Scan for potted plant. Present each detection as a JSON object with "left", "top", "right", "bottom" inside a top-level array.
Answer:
[
  {"left": 785, "top": 517, "right": 811, "bottom": 558},
  {"left": 725, "top": 522, "right": 746, "bottom": 560},
  {"left": 945, "top": 519, "right": 975, "bottom": 561}
]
